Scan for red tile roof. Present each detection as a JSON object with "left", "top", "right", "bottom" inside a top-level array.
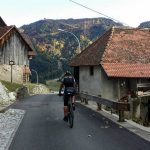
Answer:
[
  {"left": 70, "top": 26, "right": 150, "bottom": 78},
  {"left": 102, "top": 27, "right": 150, "bottom": 64},
  {"left": 102, "top": 63, "right": 150, "bottom": 78},
  {"left": 70, "top": 28, "right": 112, "bottom": 66}
]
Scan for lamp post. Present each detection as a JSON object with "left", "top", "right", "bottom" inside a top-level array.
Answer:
[
  {"left": 58, "top": 28, "right": 81, "bottom": 54},
  {"left": 9, "top": 60, "right": 15, "bottom": 83},
  {"left": 31, "top": 69, "right": 38, "bottom": 85}
]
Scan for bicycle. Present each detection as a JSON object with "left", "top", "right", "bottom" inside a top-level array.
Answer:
[
  {"left": 67, "top": 92, "right": 74, "bottom": 128},
  {"left": 59, "top": 89, "right": 75, "bottom": 128}
]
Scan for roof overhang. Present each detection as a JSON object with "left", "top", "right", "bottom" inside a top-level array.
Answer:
[
  {"left": 0, "top": 26, "right": 36, "bottom": 55},
  {"left": 102, "top": 63, "right": 150, "bottom": 78}
]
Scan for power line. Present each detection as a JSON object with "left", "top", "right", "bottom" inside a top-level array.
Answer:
[{"left": 69, "top": 0, "right": 129, "bottom": 26}]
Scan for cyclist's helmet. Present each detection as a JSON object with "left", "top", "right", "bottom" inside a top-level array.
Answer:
[{"left": 65, "top": 71, "right": 72, "bottom": 76}]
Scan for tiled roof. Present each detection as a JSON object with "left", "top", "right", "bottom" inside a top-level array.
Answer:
[
  {"left": 0, "top": 26, "right": 13, "bottom": 39},
  {"left": 102, "top": 27, "right": 150, "bottom": 64},
  {"left": 0, "top": 26, "right": 36, "bottom": 54},
  {"left": 21, "top": 33, "right": 36, "bottom": 55},
  {"left": 0, "top": 17, "right": 7, "bottom": 27},
  {"left": 70, "top": 26, "right": 150, "bottom": 78},
  {"left": 102, "top": 63, "right": 150, "bottom": 78},
  {"left": 70, "top": 28, "right": 112, "bottom": 66}
]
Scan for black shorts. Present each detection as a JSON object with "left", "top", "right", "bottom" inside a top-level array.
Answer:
[
  {"left": 63, "top": 87, "right": 76, "bottom": 106},
  {"left": 64, "top": 93, "right": 69, "bottom": 106}
]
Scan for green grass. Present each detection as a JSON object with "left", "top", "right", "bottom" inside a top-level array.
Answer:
[
  {"left": 46, "top": 79, "right": 60, "bottom": 91},
  {"left": 0, "top": 80, "right": 23, "bottom": 92}
]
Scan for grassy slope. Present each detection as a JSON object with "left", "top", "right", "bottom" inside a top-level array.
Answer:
[
  {"left": 27, "top": 83, "right": 37, "bottom": 92},
  {"left": 0, "top": 80, "right": 23, "bottom": 92},
  {"left": 1, "top": 79, "right": 60, "bottom": 93},
  {"left": 46, "top": 80, "right": 60, "bottom": 91}
]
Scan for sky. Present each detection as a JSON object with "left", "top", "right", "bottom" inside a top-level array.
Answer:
[{"left": 0, "top": 0, "right": 150, "bottom": 27}]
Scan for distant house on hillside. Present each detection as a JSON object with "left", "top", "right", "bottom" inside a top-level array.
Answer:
[
  {"left": 71, "top": 26, "right": 150, "bottom": 125},
  {"left": 0, "top": 17, "right": 36, "bottom": 83}
]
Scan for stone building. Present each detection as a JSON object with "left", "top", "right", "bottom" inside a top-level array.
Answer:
[{"left": 0, "top": 17, "right": 36, "bottom": 83}]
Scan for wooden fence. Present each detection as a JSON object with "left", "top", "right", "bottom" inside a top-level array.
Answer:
[{"left": 79, "top": 93, "right": 130, "bottom": 122}]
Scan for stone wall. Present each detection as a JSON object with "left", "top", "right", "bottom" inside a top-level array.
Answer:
[
  {"left": 0, "top": 82, "right": 16, "bottom": 105},
  {"left": 31, "top": 84, "right": 50, "bottom": 95},
  {"left": 0, "top": 65, "right": 23, "bottom": 84}
]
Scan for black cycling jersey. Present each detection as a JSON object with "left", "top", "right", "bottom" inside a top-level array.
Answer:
[{"left": 62, "top": 75, "right": 75, "bottom": 88}]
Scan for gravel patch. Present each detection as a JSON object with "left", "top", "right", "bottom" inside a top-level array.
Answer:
[{"left": 0, "top": 109, "right": 25, "bottom": 150}]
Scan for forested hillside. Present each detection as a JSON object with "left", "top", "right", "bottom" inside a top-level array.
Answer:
[
  {"left": 21, "top": 18, "right": 122, "bottom": 83},
  {"left": 139, "top": 21, "right": 150, "bottom": 28}
]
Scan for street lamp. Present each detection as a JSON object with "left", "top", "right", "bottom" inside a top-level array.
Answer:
[
  {"left": 9, "top": 60, "right": 15, "bottom": 83},
  {"left": 31, "top": 69, "right": 39, "bottom": 85},
  {"left": 58, "top": 28, "right": 81, "bottom": 54}
]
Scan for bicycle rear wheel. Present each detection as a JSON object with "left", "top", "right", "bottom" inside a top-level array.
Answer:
[{"left": 68, "top": 97, "right": 74, "bottom": 128}]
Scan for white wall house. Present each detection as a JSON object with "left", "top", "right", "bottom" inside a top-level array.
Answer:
[{"left": 71, "top": 26, "right": 150, "bottom": 125}]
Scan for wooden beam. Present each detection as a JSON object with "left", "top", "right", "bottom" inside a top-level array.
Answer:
[
  {"left": 137, "top": 83, "right": 150, "bottom": 88},
  {"left": 80, "top": 93, "right": 130, "bottom": 111}
]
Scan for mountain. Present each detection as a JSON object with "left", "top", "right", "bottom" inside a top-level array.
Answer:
[
  {"left": 21, "top": 18, "right": 122, "bottom": 83},
  {"left": 138, "top": 21, "right": 150, "bottom": 28}
]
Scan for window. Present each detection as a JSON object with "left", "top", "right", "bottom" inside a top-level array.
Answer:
[{"left": 89, "top": 66, "right": 94, "bottom": 76}]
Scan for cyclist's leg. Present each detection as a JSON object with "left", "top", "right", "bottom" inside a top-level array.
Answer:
[
  {"left": 63, "top": 93, "right": 68, "bottom": 122},
  {"left": 72, "top": 88, "right": 76, "bottom": 110},
  {"left": 68, "top": 96, "right": 74, "bottom": 128},
  {"left": 72, "top": 95, "right": 75, "bottom": 103},
  {"left": 71, "top": 95, "right": 75, "bottom": 111}
]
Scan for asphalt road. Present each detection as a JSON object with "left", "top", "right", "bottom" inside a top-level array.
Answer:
[{"left": 9, "top": 94, "right": 150, "bottom": 150}]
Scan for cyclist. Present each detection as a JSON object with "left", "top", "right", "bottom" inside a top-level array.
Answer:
[{"left": 59, "top": 71, "right": 76, "bottom": 122}]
